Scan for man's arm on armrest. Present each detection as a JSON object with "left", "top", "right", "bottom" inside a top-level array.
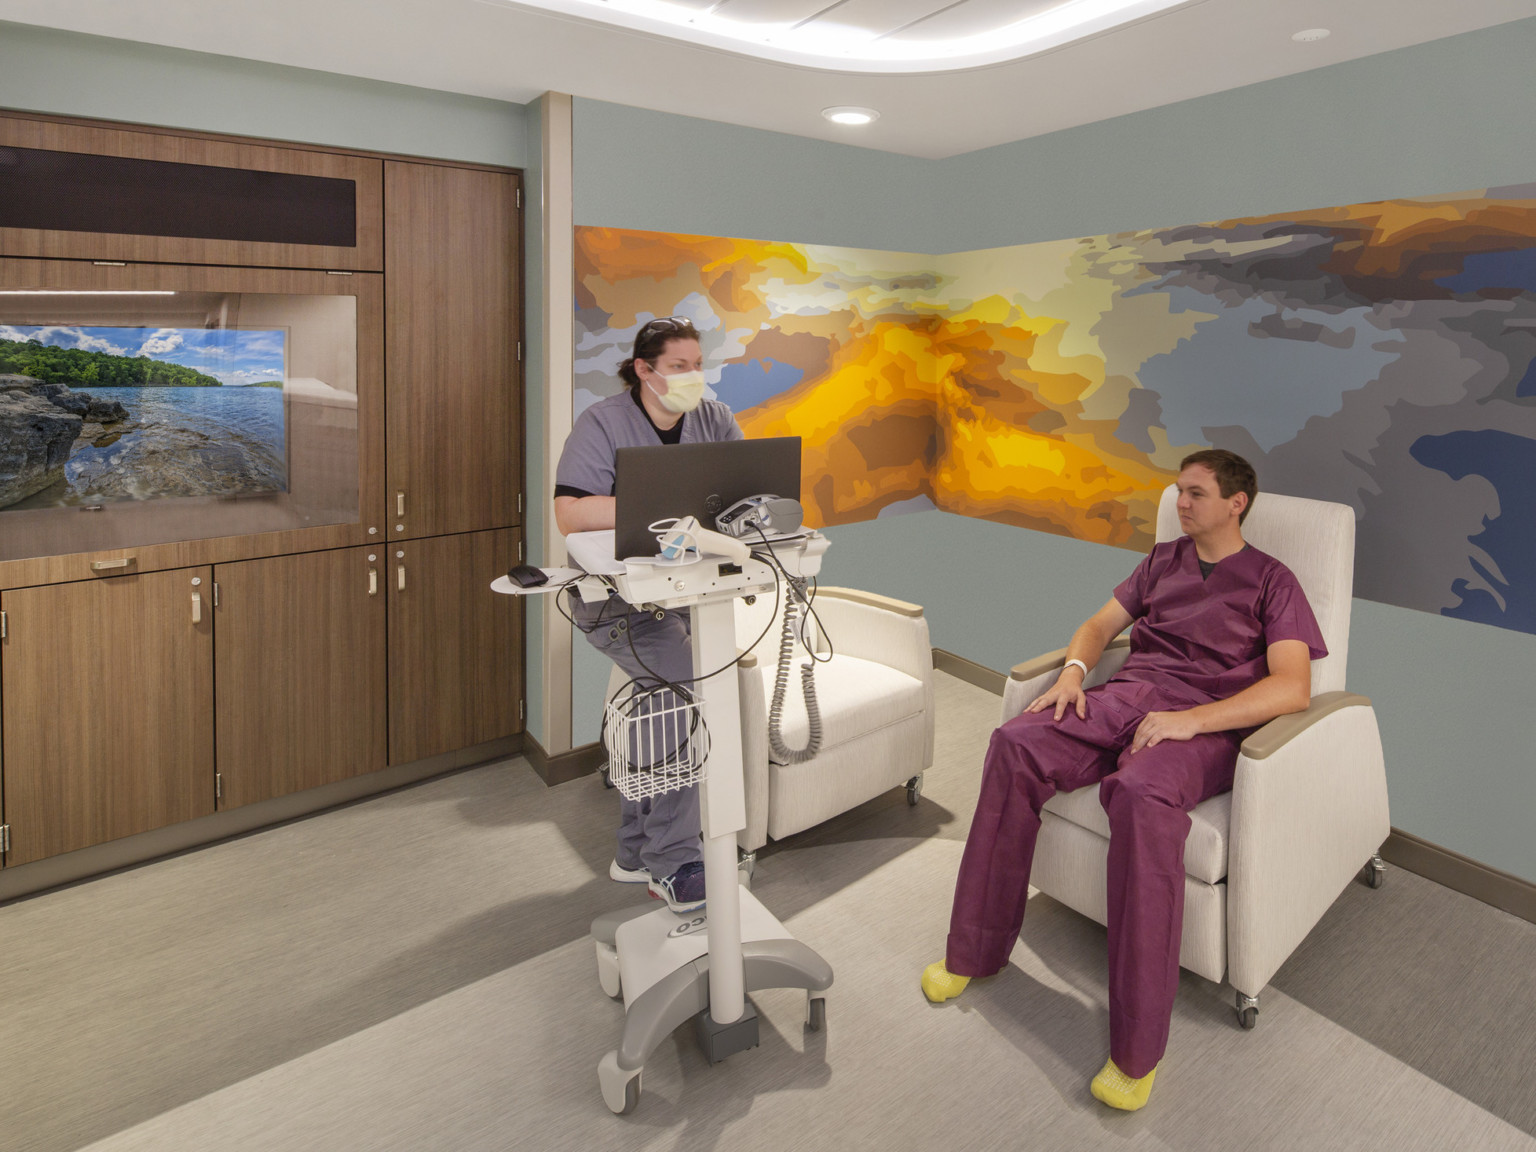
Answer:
[
  {"left": 1025, "top": 598, "right": 1135, "bottom": 721},
  {"left": 1129, "top": 638, "right": 1313, "bottom": 752}
]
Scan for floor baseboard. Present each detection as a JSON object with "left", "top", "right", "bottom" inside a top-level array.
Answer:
[
  {"left": 525, "top": 732, "right": 607, "bottom": 786},
  {"left": 1382, "top": 827, "right": 1534, "bottom": 925},
  {"left": 932, "top": 647, "right": 1007, "bottom": 695}
]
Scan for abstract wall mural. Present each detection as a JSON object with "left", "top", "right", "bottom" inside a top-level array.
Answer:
[{"left": 574, "top": 185, "right": 1536, "bottom": 636}]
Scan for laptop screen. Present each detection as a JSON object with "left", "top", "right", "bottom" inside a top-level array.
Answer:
[{"left": 613, "top": 436, "right": 802, "bottom": 561}]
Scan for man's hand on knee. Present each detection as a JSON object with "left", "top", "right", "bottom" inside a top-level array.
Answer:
[
  {"left": 1026, "top": 677, "right": 1089, "bottom": 721},
  {"left": 1129, "top": 709, "right": 1202, "bottom": 752}
]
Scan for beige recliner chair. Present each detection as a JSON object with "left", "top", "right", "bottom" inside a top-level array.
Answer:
[
  {"left": 604, "top": 585, "right": 934, "bottom": 868},
  {"left": 1001, "top": 485, "right": 1390, "bottom": 1028}
]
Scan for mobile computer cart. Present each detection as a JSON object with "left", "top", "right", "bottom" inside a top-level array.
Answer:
[{"left": 493, "top": 529, "right": 833, "bottom": 1115}]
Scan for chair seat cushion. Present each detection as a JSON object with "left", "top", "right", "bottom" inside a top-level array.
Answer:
[
  {"left": 1041, "top": 785, "right": 1232, "bottom": 885},
  {"left": 759, "top": 654, "right": 925, "bottom": 766}
]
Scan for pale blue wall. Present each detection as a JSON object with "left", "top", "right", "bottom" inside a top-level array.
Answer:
[{"left": 0, "top": 21, "right": 526, "bottom": 166}]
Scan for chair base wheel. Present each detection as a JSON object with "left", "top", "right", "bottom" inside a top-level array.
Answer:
[
  {"left": 1235, "top": 991, "right": 1259, "bottom": 1030},
  {"left": 1363, "top": 853, "right": 1385, "bottom": 889},
  {"left": 906, "top": 773, "right": 923, "bottom": 806}
]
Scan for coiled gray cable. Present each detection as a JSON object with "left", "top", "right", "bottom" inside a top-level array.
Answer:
[{"left": 767, "top": 579, "right": 822, "bottom": 763}]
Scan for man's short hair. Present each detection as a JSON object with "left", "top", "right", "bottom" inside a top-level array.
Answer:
[{"left": 1180, "top": 448, "right": 1258, "bottom": 524}]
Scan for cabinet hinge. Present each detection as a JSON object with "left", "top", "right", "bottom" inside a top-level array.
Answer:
[
  {"left": 0, "top": 824, "right": 9, "bottom": 853},
  {"left": 516, "top": 187, "right": 522, "bottom": 210},
  {"left": 215, "top": 773, "right": 223, "bottom": 801}
]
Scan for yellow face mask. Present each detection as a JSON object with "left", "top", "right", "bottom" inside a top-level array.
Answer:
[{"left": 648, "top": 369, "right": 706, "bottom": 414}]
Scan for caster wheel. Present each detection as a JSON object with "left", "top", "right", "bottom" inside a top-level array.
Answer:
[
  {"left": 600, "top": 764, "right": 615, "bottom": 790},
  {"left": 1235, "top": 991, "right": 1259, "bottom": 1030},
  {"left": 598, "top": 1050, "right": 641, "bottom": 1114},
  {"left": 595, "top": 941, "right": 622, "bottom": 999},
  {"left": 806, "top": 995, "right": 827, "bottom": 1032},
  {"left": 906, "top": 774, "right": 923, "bottom": 806},
  {"left": 1363, "top": 857, "right": 1385, "bottom": 889},
  {"left": 738, "top": 851, "right": 756, "bottom": 880}
]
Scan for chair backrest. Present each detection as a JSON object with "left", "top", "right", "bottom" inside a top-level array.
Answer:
[{"left": 1154, "top": 484, "right": 1354, "bottom": 694}]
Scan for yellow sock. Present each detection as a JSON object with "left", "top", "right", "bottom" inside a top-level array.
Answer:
[
  {"left": 921, "top": 960, "right": 971, "bottom": 1003},
  {"left": 1090, "top": 1058, "right": 1157, "bottom": 1111}
]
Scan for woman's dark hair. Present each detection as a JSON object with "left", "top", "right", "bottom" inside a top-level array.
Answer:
[
  {"left": 1180, "top": 448, "right": 1258, "bottom": 523},
  {"left": 618, "top": 316, "right": 700, "bottom": 391}
]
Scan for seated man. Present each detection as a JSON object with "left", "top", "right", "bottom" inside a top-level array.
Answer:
[{"left": 922, "top": 449, "right": 1326, "bottom": 1111}]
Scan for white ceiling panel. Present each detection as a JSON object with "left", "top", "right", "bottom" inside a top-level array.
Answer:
[
  {"left": 710, "top": 0, "right": 845, "bottom": 25},
  {"left": 802, "top": 0, "right": 963, "bottom": 39},
  {"left": 886, "top": 0, "right": 1071, "bottom": 42}
]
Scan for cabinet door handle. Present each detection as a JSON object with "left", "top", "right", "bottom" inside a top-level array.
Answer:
[
  {"left": 368, "top": 568, "right": 378, "bottom": 596},
  {"left": 396, "top": 564, "right": 406, "bottom": 592},
  {"left": 191, "top": 592, "right": 202, "bottom": 624},
  {"left": 396, "top": 491, "right": 406, "bottom": 517},
  {"left": 91, "top": 558, "right": 131, "bottom": 571}
]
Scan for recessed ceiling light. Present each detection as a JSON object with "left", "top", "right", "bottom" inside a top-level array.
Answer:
[
  {"left": 823, "top": 106, "right": 879, "bottom": 126},
  {"left": 1292, "top": 28, "right": 1331, "bottom": 42}
]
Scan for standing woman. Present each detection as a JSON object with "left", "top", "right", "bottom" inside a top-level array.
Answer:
[{"left": 554, "top": 316, "right": 743, "bottom": 913}]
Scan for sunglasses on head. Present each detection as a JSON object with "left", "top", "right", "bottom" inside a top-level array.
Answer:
[{"left": 636, "top": 316, "right": 693, "bottom": 337}]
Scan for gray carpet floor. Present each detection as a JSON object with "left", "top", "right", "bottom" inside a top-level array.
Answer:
[{"left": 2, "top": 672, "right": 1532, "bottom": 1152}]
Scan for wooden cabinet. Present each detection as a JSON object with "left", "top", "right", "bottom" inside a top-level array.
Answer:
[
  {"left": 0, "top": 112, "right": 525, "bottom": 878},
  {"left": 0, "top": 567, "right": 214, "bottom": 865},
  {"left": 213, "top": 547, "right": 387, "bottom": 810},
  {"left": 385, "top": 161, "right": 521, "bottom": 540},
  {"left": 388, "top": 529, "right": 522, "bottom": 765}
]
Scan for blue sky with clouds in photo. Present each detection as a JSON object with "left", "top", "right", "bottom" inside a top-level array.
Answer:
[{"left": 0, "top": 325, "right": 285, "bottom": 386}]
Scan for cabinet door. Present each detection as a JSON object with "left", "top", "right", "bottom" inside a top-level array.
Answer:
[
  {"left": 0, "top": 567, "right": 214, "bottom": 865},
  {"left": 385, "top": 162, "right": 520, "bottom": 539},
  {"left": 214, "top": 547, "right": 386, "bottom": 809},
  {"left": 389, "top": 530, "right": 522, "bottom": 765}
]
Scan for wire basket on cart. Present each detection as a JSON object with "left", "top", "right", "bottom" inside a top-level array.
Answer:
[{"left": 602, "top": 683, "right": 709, "bottom": 802}]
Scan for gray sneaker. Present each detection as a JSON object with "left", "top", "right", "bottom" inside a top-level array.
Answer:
[{"left": 648, "top": 860, "right": 706, "bottom": 913}]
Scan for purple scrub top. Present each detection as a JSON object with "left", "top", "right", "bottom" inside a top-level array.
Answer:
[{"left": 1110, "top": 535, "right": 1327, "bottom": 708}]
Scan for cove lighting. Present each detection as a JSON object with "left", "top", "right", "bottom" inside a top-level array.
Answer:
[
  {"left": 822, "top": 107, "right": 879, "bottom": 126},
  {"left": 493, "top": 0, "right": 1199, "bottom": 74}
]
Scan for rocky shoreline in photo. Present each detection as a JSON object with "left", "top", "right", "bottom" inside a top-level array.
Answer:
[{"left": 0, "top": 374, "right": 130, "bottom": 508}]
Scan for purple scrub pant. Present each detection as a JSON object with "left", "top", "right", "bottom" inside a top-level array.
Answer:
[{"left": 946, "top": 679, "right": 1241, "bottom": 1079}]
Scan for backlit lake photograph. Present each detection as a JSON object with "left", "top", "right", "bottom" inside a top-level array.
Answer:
[{"left": 0, "top": 324, "right": 287, "bottom": 510}]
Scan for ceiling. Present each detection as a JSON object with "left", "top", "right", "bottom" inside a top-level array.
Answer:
[{"left": 1, "top": 0, "right": 1534, "bottom": 158}]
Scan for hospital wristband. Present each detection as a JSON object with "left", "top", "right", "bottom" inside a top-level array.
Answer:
[{"left": 1062, "top": 658, "right": 1089, "bottom": 679}]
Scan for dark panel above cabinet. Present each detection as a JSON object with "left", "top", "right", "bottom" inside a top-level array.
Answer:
[
  {"left": 0, "top": 146, "right": 357, "bottom": 248},
  {"left": 0, "top": 114, "right": 382, "bottom": 270}
]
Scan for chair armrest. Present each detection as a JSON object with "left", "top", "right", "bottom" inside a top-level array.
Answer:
[
  {"left": 1001, "top": 637, "right": 1132, "bottom": 723},
  {"left": 1227, "top": 697, "right": 1391, "bottom": 995},
  {"left": 1239, "top": 690, "right": 1372, "bottom": 758},
  {"left": 814, "top": 586, "right": 923, "bottom": 617},
  {"left": 809, "top": 592, "right": 932, "bottom": 684}
]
